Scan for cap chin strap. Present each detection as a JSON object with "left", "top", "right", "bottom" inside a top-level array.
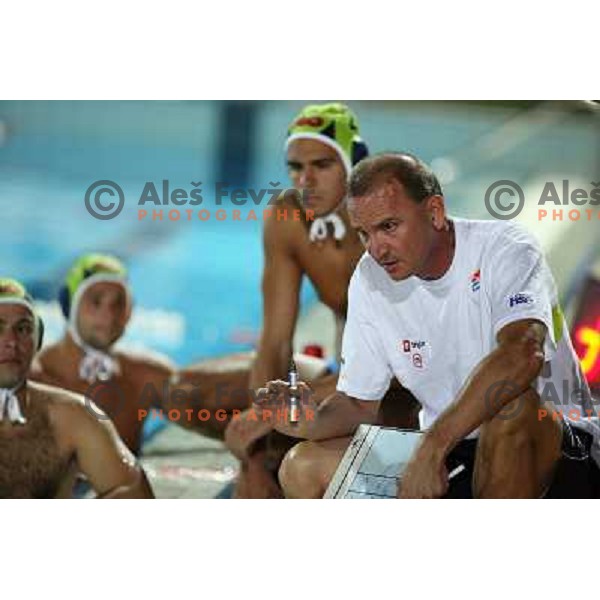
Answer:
[
  {"left": 308, "top": 210, "right": 347, "bottom": 243},
  {"left": 0, "top": 380, "right": 26, "bottom": 425},
  {"left": 69, "top": 324, "right": 120, "bottom": 384}
]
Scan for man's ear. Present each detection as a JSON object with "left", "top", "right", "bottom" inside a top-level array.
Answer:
[{"left": 426, "top": 195, "right": 447, "bottom": 231}]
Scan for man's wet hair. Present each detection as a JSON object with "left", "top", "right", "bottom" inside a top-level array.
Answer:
[{"left": 348, "top": 152, "right": 443, "bottom": 203}]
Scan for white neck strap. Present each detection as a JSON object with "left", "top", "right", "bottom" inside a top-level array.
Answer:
[
  {"left": 309, "top": 211, "right": 347, "bottom": 243},
  {"left": 0, "top": 380, "right": 26, "bottom": 425},
  {"left": 67, "top": 274, "right": 127, "bottom": 384}
]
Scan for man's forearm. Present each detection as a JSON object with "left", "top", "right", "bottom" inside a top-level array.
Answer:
[
  {"left": 249, "top": 341, "right": 292, "bottom": 391},
  {"left": 272, "top": 392, "right": 379, "bottom": 441},
  {"left": 426, "top": 343, "right": 543, "bottom": 456},
  {"left": 308, "top": 374, "right": 338, "bottom": 403}
]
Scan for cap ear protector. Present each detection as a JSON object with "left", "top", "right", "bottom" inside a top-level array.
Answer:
[
  {"left": 36, "top": 317, "right": 45, "bottom": 351},
  {"left": 351, "top": 139, "right": 369, "bottom": 167},
  {"left": 0, "top": 278, "right": 44, "bottom": 351},
  {"left": 23, "top": 293, "right": 44, "bottom": 351},
  {"left": 58, "top": 284, "right": 70, "bottom": 320}
]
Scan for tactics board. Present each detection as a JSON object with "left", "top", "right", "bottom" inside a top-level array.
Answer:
[{"left": 324, "top": 425, "right": 423, "bottom": 499}]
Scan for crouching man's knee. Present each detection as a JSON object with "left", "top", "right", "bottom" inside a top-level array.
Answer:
[
  {"left": 278, "top": 441, "right": 326, "bottom": 499},
  {"left": 475, "top": 388, "right": 562, "bottom": 498},
  {"left": 481, "top": 387, "right": 541, "bottom": 440}
]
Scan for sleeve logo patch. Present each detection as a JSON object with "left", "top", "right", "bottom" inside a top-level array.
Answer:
[{"left": 508, "top": 292, "right": 535, "bottom": 308}]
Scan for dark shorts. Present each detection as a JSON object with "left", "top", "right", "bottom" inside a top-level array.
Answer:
[
  {"left": 443, "top": 420, "right": 600, "bottom": 499},
  {"left": 443, "top": 438, "right": 478, "bottom": 499},
  {"left": 545, "top": 421, "right": 600, "bottom": 499}
]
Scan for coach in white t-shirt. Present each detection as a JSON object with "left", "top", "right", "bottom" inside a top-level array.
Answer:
[{"left": 255, "top": 152, "right": 600, "bottom": 499}]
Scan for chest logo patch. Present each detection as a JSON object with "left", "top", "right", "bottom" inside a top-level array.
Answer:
[{"left": 400, "top": 339, "right": 430, "bottom": 370}]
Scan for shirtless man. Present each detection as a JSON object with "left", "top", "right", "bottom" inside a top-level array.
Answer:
[
  {"left": 0, "top": 278, "right": 153, "bottom": 499},
  {"left": 31, "top": 252, "right": 277, "bottom": 457},
  {"left": 224, "top": 104, "right": 419, "bottom": 497},
  {"left": 31, "top": 253, "right": 192, "bottom": 454}
]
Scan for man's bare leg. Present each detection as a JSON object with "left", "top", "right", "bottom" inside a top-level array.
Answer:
[
  {"left": 474, "top": 389, "right": 562, "bottom": 498},
  {"left": 229, "top": 369, "right": 338, "bottom": 498},
  {"left": 278, "top": 436, "right": 352, "bottom": 498},
  {"left": 177, "top": 352, "right": 332, "bottom": 439},
  {"left": 176, "top": 354, "right": 253, "bottom": 438},
  {"left": 259, "top": 381, "right": 418, "bottom": 499},
  {"left": 234, "top": 450, "right": 284, "bottom": 499}
]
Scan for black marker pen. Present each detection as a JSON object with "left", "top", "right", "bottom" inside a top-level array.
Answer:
[{"left": 288, "top": 357, "right": 300, "bottom": 425}]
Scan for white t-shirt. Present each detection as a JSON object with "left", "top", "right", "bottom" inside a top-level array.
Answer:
[{"left": 338, "top": 218, "right": 599, "bottom": 451}]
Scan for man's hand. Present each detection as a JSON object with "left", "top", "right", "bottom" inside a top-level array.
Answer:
[
  {"left": 224, "top": 412, "right": 274, "bottom": 460},
  {"left": 224, "top": 379, "right": 316, "bottom": 459},
  {"left": 254, "top": 379, "right": 317, "bottom": 438},
  {"left": 398, "top": 436, "right": 448, "bottom": 499}
]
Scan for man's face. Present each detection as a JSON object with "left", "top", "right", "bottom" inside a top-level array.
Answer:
[
  {"left": 0, "top": 305, "right": 36, "bottom": 388},
  {"left": 349, "top": 179, "right": 439, "bottom": 281},
  {"left": 76, "top": 282, "right": 130, "bottom": 350},
  {"left": 286, "top": 139, "right": 347, "bottom": 217}
]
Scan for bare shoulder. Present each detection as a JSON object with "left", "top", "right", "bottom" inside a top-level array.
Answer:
[
  {"left": 29, "top": 381, "right": 119, "bottom": 453},
  {"left": 29, "top": 380, "right": 89, "bottom": 415},
  {"left": 36, "top": 342, "right": 61, "bottom": 363},
  {"left": 30, "top": 342, "right": 62, "bottom": 378},
  {"left": 28, "top": 382, "right": 135, "bottom": 472},
  {"left": 263, "top": 193, "right": 310, "bottom": 251},
  {"left": 28, "top": 380, "right": 97, "bottom": 438},
  {"left": 116, "top": 347, "right": 175, "bottom": 379}
]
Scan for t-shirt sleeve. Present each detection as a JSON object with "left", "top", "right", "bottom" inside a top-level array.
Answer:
[
  {"left": 484, "top": 224, "right": 558, "bottom": 357},
  {"left": 336, "top": 268, "right": 393, "bottom": 400}
]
